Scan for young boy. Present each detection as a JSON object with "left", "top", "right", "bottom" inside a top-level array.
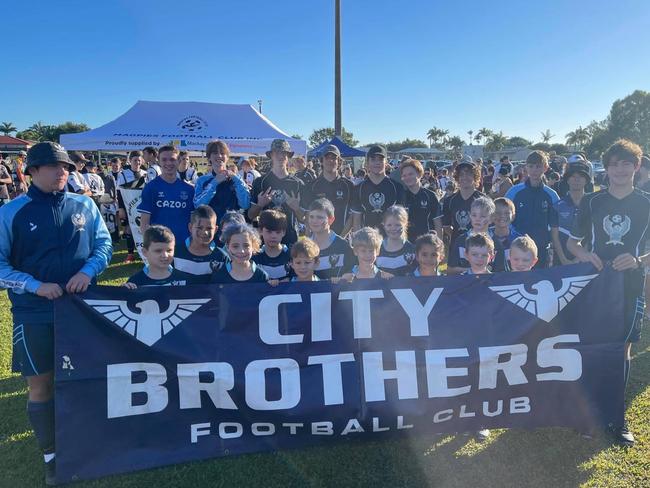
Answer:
[
  {"left": 567, "top": 139, "right": 650, "bottom": 446},
  {"left": 508, "top": 235, "right": 539, "bottom": 272},
  {"left": 447, "top": 196, "right": 495, "bottom": 275},
  {"left": 307, "top": 198, "right": 355, "bottom": 279},
  {"left": 173, "top": 205, "right": 228, "bottom": 283},
  {"left": 125, "top": 225, "right": 195, "bottom": 287},
  {"left": 506, "top": 150, "right": 559, "bottom": 268},
  {"left": 442, "top": 162, "right": 485, "bottom": 243},
  {"left": 252, "top": 209, "right": 291, "bottom": 280},
  {"left": 289, "top": 238, "right": 320, "bottom": 281},
  {"left": 489, "top": 197, "right": 522, "bottom": 272},
  {"left": 341, "top": 227, "right": 392, "bottom": 281},
  {"left": 462, "top": 233, "right": 495, "bottom": 275},
  {"left": 138, "top": 145, "right": 195, "bottom": 243}
]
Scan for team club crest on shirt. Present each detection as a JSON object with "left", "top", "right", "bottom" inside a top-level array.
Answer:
[
  {"left": 179, "top": 191, "right": 189, "bottom": 201},
  {"left": 603, "top": 214, "right": 630, "bottom": 245},
  {"left": 369, "top": 192, "right": 385, "bottom": 213},
  {"left": 456, "top": 210, "right": 470, "bottom": 230},
  {"left": 336, "top": 190, "right": 344, "bottom": 199},
  {"left": 83, "top": 298, "right": 211, "bottom": 346},
  {"left": 489, "top": 274, "right": 598, "bottom": 322},
  {"left": 271, "top": 189, "right": 287, "bottom": 207},
  {"left": 404, "top": 252, "right": 416, "bottom": 265},
  {"left": 328, "top": 253, "right": 342, "bottom": 268},
  {"left": 420, "top": 199, "right": 428, "bottom": 208},
  {"left": 71, "top": 212, "right": 86, "bottom": 231}
]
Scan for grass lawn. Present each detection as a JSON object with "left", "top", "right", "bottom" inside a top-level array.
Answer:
[{"left": 1, "top": 244, "right": 648, "bottom": 487}]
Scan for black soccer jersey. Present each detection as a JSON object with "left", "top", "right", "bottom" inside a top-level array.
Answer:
[
  {"left": 352, "top": 176, "right": 405, "bottom": 229},
  {"left": 302, "top": 175, "right": 357, "bottom": 235},
  {"left": 173, "top": 239, "right": 228, "bottom": 283},
  {"left": 312, "top": 233, "right": 355, "bottom": 279},
  {"left": 571, "top": 189, "right": 650, "bottom": 261},
  {"left": 127, "top": 267, "right": 197, "bottom": 287},
  {"left": 442, "top": 190, "right": 485, "bottom": 242},
  {"left": 447, "top": 230, "right": 473, "bottom": 270},
  {"left": 252, "top": 245, "right": 291, "bottom": 280},
  {"left": 251, "top": 172, "right": 304, "bottom": 244},
  {"left": 210, "top": 261, "right": 270, "bottom": 284},
  {"left": 404, "top": 186, "right": 442, "bottom": 241},
  {"left": 376, "top": 241, "right": 416, "bottom": 276}
]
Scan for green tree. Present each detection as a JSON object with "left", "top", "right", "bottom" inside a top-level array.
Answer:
[
  {"left": 385, "top": 139, "right": 428, "bottom": 152},
  {"left": 506, "top": 136, "right": 532, "bottom": 148},
  {"left": 607, "top": 90, "right": 650, "bottom": 152},
  {"left": 290, "top": 134, "right": 303, "bottom": 140},
  {"left": 426, "top": 127, "right": 448, "bottom": 148},
  {"left": 15, "top": 129, "right": 40, "bottom": 141},
  {"left": 485, "top": 131, "right": 508, "bottom": 152},
  {"left": 467, "top": 130, "right": 474, "bottom": 145},
  {"left": 0, "top": 122, "right": 17, "bottom": 136},
  {"left": 530, "top": 142, "right": 551, "bottom": 152},
  {"left": 49, "top": 122, "right": 90, "bottom": 143},
  {"left": 540, "top": 129, "right": 555, "bottom": 144},
  {"left": 565, "top": 126, "right": 591, "bottom": 149},
  {"left": 26, "top": 121, "right": 53, "bottom": 141},
  {"left": 308, "top": 127, "right": 358, "bottom": 148},
  {"left": 476, "top": 127, "right": 492, "bottom": 145},
  {"left": 445, "top": 136, "right": 465, "bottom": 152}
]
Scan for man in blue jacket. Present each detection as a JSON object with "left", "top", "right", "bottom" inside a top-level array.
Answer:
[{"left": 0, "top": 142, "right": 112, "bottom": 484}]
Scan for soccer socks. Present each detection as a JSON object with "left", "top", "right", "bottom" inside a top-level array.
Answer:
[
  {"left": 126, "top": 233, "right": 135, "bottom": 254},
  {"left": 27, "top": 399, "right": 55, "bottom": 457}
]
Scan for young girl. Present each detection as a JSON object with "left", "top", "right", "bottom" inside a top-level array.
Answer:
[
  {"left": 307, "top": 198, "right": 354, "bottom": 279},
  {"left": 376, "top": 205, "right": 416, "bottom": 276},
  {"left": 341, "top": 227, "right": 393, "bottom": 281},
  {"left": 210, "top": 223, "right": 269, "bottom": 283},
  {"left": 412, "top": 233, "right": 445, "bottom": 277}
]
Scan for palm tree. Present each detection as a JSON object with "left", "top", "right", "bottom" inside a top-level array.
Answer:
[
  {"left": 565, "top": 126, "right": 591, "bottom": 149},
  {"left": 426, "top": 127, "right": 448, "bottom": 148},
  {"left": 485, "top": 131, "right": 508, "bottom": 152},
  {"left": 467, "top": 130, "right": 474, "bottom": 145},
  {"left": 540, "top": 129, "right": 555, "bottom": 144},
  {"left": 476, "top": 127, "right": 492, "bottom": 145},
  {"left": 0, "top": 122, "right": 17, "bottom": 136},
  {"left": 446, "top": 136, "right": 465, "bottom": 153},
  {"left": 28, "top": 121, "right": 52, "bottom": 141}
]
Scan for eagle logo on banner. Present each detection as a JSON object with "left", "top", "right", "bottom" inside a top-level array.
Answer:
[
  {"left": 489, "top": 274, "right": 598, "bottom": 322},
  {"left": 83, "top": 298, "right": 211, "bottom": 346}
]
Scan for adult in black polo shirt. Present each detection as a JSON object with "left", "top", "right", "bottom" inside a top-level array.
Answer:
[
  {"left": 351, "top": 145, "right": 404, "bottom": 230},
  {"left": 568, "top": 139, "right": 650, "bottom": 447},
  {"left": 249, "top": 139, "right": 303, "bottom": 245},
  {"left": 301, "top": 144, "right": 356, "bottom": 236},
  {"left": 442, "top": 161, "right": 485, "bottom": 243}
]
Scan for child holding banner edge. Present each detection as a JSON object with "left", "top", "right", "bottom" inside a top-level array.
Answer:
[{"left": 567, "top": 139, "right": 650, "bottom": 446}]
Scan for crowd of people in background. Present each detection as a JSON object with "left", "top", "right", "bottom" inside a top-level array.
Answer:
[{"left": 1, "top": 135, "right": 649, "bottom": 484}]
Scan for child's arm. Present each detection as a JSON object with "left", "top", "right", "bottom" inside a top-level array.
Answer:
[
  {"left": 551, "top": 228, "right": 572, "bottom": 265},
  {"left": 122, "top": 282, "right": 137, "bottom": 289},
  {"left": 379, "top": 271, "right": 394, "bottom": 279},
  {"left": 268, "top": 279, "right": 280, "bottom": 287}
]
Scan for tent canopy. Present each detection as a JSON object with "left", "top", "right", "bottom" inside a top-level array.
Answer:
[
  {"left": 308, "top": 136, "right": 366, "bottom": 158},
  {"left": 60, "top": 100, "right": 306, "bottom": 155}
]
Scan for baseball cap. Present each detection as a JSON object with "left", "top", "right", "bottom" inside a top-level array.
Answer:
[
  {"left": 366, "top": 145, "right": 387, "bottom": 158},
  {"left": 456, "top": 161, "right": 476, "bottom": 172},
  {"left": 26, "top": 142, "right": 76, "bottom": 170},
  {"left": 18, "top": 150, "right": 27, "bottom": 157},
  {"left": 322, "top": 144, "right": 341, "bottom": 158}
]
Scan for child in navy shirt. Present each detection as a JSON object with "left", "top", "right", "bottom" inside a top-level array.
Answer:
[
  {"left": 462, "top": 233, "right": 495, "bottom": 276},
  {"left": 508, "top": 236, "right": 538, "bottom": 272},
  {"left": 307, "top": 198, "right": 354, "bottom": 279},
  {"left": 341, "top": 227, "right": 393, "bottom": 281},
  {"left": 411, "top": 233, "right": 445, "bottom": 277},
  {"left": 489, "top": 197, "right": 521, "bottom": 272},
  {"left": 252, "top": 209, "right": 291, "bottom": 280},
  {"left": 377, "top": 205, "right": 416, "bottom": 276},
  {"left": 447, "top": 196, "right": 494, "bottom": 275},
  {"left": 125, "top": 226, "right": 195, "bottom": 287},
  {"left": 173, "top": 205, "right": 228, "bottom": 283},
  {"left": 211, "top": 223, "right": 269, "bottom": 283},
  {"left": 288, "top": 238, "right": 321, "bottom": 282}
]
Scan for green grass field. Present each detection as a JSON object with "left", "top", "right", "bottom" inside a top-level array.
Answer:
[{"left": 1, "top": 245, "right": 648, "bottom": 487}]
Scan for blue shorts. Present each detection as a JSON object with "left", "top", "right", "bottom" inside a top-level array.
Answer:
[{"left": 12, "top": 322, "right": 54, "bottom": 376}]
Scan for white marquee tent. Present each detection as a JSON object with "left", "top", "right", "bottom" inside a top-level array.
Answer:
[{"left": 60, "top": 100, "right": 306, "bottom": 155}]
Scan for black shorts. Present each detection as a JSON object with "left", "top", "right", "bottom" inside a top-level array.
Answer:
[
  {"left": 12, "top": 322, "right": 54, "bottom": 376},
  {"left": 624, "top": 270, "right": 646, "bottom": 343}
]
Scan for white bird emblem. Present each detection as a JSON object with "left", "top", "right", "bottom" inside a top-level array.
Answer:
[
  {"left": 489, "top": 274, "right": 598, "bottom": 322},
  {"left": 84, "top": 298, "right": 211, "bottom": 346}
]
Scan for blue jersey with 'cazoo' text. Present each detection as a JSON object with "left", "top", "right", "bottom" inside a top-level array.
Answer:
[{"left": 138, "top": 176, "right": 195, "bottom": 242}]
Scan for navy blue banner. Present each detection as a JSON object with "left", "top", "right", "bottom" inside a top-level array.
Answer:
[{"left": 54, "top": 264, "right": 625, "bottom": 483}]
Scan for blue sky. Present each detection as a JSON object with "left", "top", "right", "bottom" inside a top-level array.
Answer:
[{"left": 2, "top": 0, "right": 649, "bottom": 146}]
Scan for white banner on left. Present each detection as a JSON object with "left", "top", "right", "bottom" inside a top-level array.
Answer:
[{"left": 119, "top": 188, "right": 146, "bottom": 261}]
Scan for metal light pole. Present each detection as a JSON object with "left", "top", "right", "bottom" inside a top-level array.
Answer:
[
  {"left": 334, "top": 0, "right": 342, "bottom": 137},
  {"left": 257, "top": 99, "right": 263, "bottom": 114}
]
